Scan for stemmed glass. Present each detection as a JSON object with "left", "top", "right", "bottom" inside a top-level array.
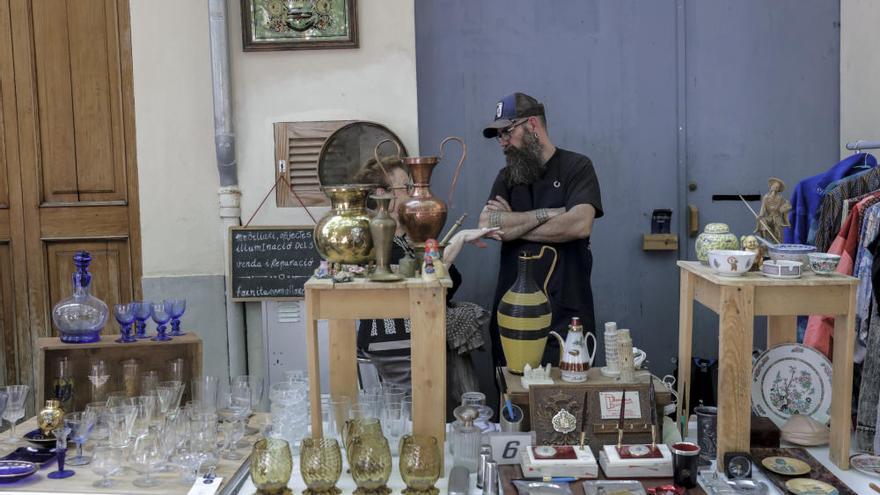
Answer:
[
  {"left": 131, "top": 428, "right": 163, "bottom": 488},
  {"left": 218, "top": 383, "right": 250, "bottom": 460},
  {"left": 132, "top": 300, "right": 152, "bottom": 339},
  {"left": 0, "top": 391, "right": 8, "bottom": 443},
  {"left": 66, "top": 410, "right": 97, "bottom": 466},
  {"left": 91, "top": 446, "right": 121, "bottom": 488},
  {"left": 151, "top": 302, "right": 172, "bottom": 341},
  {"left": 3, "top": 385, "right": 28, "bottom": 444},
  {"left": 88, "top": 360, "right": 111, "bottom": 403},
  {"left": 166, "top": 298, "right": 187, "bottom": 336},
  {"left": 113, "top": 303, "right": 136, "bottom": 343},
  {"left": 47, "top": 426, "right": 74, "bottom": 479},
  {"left": 156, "top": 381, "right": 184, "bottom": 415}
]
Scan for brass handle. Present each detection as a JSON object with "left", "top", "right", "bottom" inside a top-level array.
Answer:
[{"left": 688, "top": 205, "right": 699, "bottom": 237}]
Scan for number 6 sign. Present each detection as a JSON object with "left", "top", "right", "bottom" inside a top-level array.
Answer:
[{"left": 484, "top": 432, "right": 535, "bottom": 465}]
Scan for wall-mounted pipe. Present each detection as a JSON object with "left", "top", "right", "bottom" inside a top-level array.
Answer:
[{"left": 846, "top": 140, "right": 880, "bottom": 151}]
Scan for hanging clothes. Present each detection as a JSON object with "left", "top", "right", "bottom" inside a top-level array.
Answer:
[
  {"left": 853, "top": 203, "right": 880, "bottom": 363},
  {"left": 804, "top": 192, "right": 880, "bottom": 357},
  {"left": 785, "top": 153, "right": 877, "bottom": 244},
  {"left": 814, "top": 165, "right": 880, "bottom": 253}
]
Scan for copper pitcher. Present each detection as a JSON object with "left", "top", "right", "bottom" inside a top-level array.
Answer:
[{"left": 374, "top": 137, "right": 467, "bottom": 243}]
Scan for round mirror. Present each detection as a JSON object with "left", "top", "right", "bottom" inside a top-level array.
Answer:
[{"left": 317, "top": 121, "right": 407, "bottom": 187}]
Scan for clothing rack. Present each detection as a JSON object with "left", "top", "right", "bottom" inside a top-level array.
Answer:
[{"left": 846, "top": 140, "right": 880, "bottom": 151}]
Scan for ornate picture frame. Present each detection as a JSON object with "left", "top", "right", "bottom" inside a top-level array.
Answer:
[{"left": 241, "top": 0, "right": 358, "bottom": 52}]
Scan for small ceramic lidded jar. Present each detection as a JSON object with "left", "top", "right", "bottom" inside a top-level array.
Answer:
[{"left": 695, "top": 223, "right": 739, "bottom": 263}]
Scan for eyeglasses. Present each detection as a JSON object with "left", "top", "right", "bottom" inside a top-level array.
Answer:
[{"left": 497, "top": 119, "right": 528, "bottom": 141}]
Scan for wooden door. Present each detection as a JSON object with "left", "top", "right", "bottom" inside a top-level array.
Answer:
[{"left": 1, "top": 0, "right": 143, "bottom": 395}]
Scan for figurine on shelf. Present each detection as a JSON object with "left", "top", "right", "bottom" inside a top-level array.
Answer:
[
  {"left": 422, "top": 255, "right": 437, "bottom": 281},
  {"left": 740, "top": 234, "right": 764, "bottom": 270},
  {"left": 755, "top": 178, "right": 791, "bottom": 244},
  {"left": 423, "top": 239, "right": 447, "bottom": 279},
  {"left": 314, "top": 260, "right": 331, "bottom": 279}
]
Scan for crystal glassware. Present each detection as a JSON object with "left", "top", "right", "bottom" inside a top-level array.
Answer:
[
  {"left": 133, "top": 300, "right": 152, "bottom": 339},
  {"left": 451, "top": 406, "right": 480, "bottom": 473},
  {"left": 3, "top": 385, "right": 28, "bottom": 444},
  {"left": 381, "top": 402, "right": 406, "bottom": 456},
  {"left": 167, "top": 357, "right": 185, "bottom": 382},
  {"left": 86, "top": 402, "right": 109, "bottom": 443},
  {"left": 120, "top": 358, "right": 140, "bottom": 397},
  {"left": 51, "top": 251, "right": 108, "bottom": 343},
  {"left": 301, "top": 437, "right": 343, "bottom": 495},
  {"left": 343, "top": 418, "right": 382, "bottom": 464},
  {"left": 52, "top": 357, "right": 75, "bottom": 412},
  {"left": 131, "top": 428, "right": 163, "bottom": 488},
  {"left": 156, "top": 381, "right": 184, "bottom": 414},
  {"left": 0, "top": 391, "right": 8, "bottom": 443},
  {"left": 349, "top": 433, "right": 392, "bottom": 495},
  {"left": 399, "top": 435, "right": 441, "bottom": 495},
  {"left": 150, "top": 302, "right": 172, "bottom": 341},
  {"left": 140, "top": 370, "right": 160, "bottom": 397},
  {"left": 250, "top": 436, "right": 293, "bottom": 495},
  {"left": 113, "top": 302, "right": 136, "bottom": 343},
  {"left": 66, "top": 410, "right": 97, "bottom": 466},
  {"left": 166, "top": 298, "right": 187, "bottom": 336},
  {"left": 192, "top": 375, "right": 219, "bottom": 413},
  {"left": 88, "top": 360, "right": 111, "bottom": 403},
  {"left": 47, "top": 426, "right": 75, "bottom": 479},
  {"left": 90, "top": 446, "right": 121, "bottom": 487}
]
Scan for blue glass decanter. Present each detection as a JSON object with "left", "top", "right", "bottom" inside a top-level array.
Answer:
[{"left": 51, "top": 251, "right": 108, "bottom": 343}]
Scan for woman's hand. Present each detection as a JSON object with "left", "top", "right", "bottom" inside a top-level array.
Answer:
[{"left": 442, "top": 227, "right": 503, "bottom": 265}]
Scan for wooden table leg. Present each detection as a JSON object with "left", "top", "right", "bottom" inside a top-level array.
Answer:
[
  {"left": 829, "top": 287, "right": 857, "bottom": 469},
  {"left": 716, "top": 286, "right": 755, "bottom": 471},
  {"left": 767, "top": 315, "right": 797, "bottom": 348},
  {"left": 328, "top": 319, "right": 359, "bottom": 404},
  {"left": 409, "top": 285, "right": 447, "bottom": 466},
  {"left": 677, "top": 270, "right": 695, "bottom": 435},
  {"left": 305, "top": 289, "right": 323, "bottom": 438}
]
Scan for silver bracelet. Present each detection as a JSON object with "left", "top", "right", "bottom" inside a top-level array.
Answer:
[{"left": 536, "top": 208, "right": 550, "bottom": 224}]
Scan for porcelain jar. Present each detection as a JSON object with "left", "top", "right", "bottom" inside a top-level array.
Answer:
[{"left": 695, "top": 223, "right": 739, "bottom": 263}]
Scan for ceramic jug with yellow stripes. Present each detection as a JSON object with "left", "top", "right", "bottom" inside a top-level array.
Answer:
[{"left": 498, "top": 246, "right": 558, "bottom": 374}]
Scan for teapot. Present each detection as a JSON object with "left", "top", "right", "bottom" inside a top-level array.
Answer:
[{"left": 551, "top": 317, "right": 597, "bottom": 383}]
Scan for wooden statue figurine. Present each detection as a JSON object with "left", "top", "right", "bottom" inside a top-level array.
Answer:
[{"left": 756, "top": 178, "right": 791, "bottom": 244}]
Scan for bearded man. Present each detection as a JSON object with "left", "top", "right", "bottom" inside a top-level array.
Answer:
[{"left": 479, "top": 93, "right": 604, "bottom": 367}]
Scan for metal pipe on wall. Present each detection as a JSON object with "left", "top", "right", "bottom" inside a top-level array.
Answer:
[
  {"left": 846, "top": 140, "right": 880, "bottom": 151},
  {"left": 209, "top": 0, "right": 247, "bottom": 379}
]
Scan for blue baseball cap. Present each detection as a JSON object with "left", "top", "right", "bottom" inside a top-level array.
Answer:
[{"left": 483, "top": 92, "right": 545, "bottom": 138}]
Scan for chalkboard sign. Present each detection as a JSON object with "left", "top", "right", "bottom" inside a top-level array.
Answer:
[{"left": 228, "top": 226, "right": 321, "bottom": 301}]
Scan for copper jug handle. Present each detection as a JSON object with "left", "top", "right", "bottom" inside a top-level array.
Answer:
[
  {"left": 439, "top": 136, "right": 467, "bottom": 207},
  {"left": 535, "top": 245, "right": 558, "bottom": 296},
  {"left": 373, "top": 139, "right": 402, "bottom": 190}
]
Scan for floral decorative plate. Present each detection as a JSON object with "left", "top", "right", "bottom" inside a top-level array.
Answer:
[
  {"left": 850, "top": 453, "right": 880, "bottom": 478},
  {"left": 760, "top": 456, "right": 811, "bottom": 476},
  {"left": 751, "top": 344, "right": 832, "bottom": 428},
  {"left": 784, "top": 478, "right": 838, "bottom": 495}
]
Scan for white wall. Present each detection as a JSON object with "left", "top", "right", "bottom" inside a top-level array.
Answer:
[
  {"left": 840, "top": 0, "right": 880, "bottom": 156},
  {"left": 130, "top": 0, "right": 419, "bottom": 276}
]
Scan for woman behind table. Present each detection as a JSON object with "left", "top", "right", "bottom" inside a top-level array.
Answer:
[{"left": 352, "top": 157, "right": 501, "bottom": 396}]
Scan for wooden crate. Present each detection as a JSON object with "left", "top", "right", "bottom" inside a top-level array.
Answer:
[{"left": 36, "top": 333, "right": 203, "bottom": 412}]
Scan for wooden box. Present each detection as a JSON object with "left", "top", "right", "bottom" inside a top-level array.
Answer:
[
  {"left": 37, "top": 333, "right": 203, "bottom": 412},
  {"left": 750, "top": 414, "right": 781, "bottom": 448}
]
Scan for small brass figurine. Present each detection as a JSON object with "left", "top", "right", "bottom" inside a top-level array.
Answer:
[
  {"left": 756, "top": 178, "right": 791, "bottom": 245},
  {"left": 740, "top": 235, "right": 764, "bottom": 270}
]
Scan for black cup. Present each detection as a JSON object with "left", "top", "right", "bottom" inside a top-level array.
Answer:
[{"left": 671, "top": 441, "right": 701, "bottom": 488}]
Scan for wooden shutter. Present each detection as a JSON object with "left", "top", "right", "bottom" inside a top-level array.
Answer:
[{"left": 273, "top": 120, "right": 354, "bottom": 207}]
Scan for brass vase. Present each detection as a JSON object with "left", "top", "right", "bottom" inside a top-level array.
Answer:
[
  {"left": 399, "top": 435, "right": 441, "bottom": 495},
  {"left": 369, "top": 194, "right": 401, "bottom": 281},
  {"left": 314, "top": 185, "right": 375, "bottom": 265},
  {"left": 250, "top": 437, "right": 293, "bottom": 495},
  {"left": 38, "top": 399, "right": 64, "bottom": 436},
  {"left": 374, "top": 137, "right": 467, "bottom": 243},
  {"left": 300, "top": 437, "right": 343, "bottom": 495},
  {"left": 497, "top": 246, "right": 558, "bottom": 374},
  {"left": 349, "top": 433, "right": 392, "bottom": 495}
]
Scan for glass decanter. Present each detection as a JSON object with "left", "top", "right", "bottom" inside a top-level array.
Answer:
[{"left": 52, "top": 251, "right": 108, "bottom": 343}]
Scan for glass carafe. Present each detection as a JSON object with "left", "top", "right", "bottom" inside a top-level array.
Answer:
[{"left": 52, "top": 251, "right": 108, "bottom": 343}]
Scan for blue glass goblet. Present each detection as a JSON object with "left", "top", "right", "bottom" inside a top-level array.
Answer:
[
  {"left": 132, "top": 301, "right": 152, "bottom": 339},
  {"left": 113, "top": 303, "right": 136, "bottom": 343},
  {"left": 166, "top": 298, "right": 187, "bottom": 336},
  {"left": 150, "top": 303, "right": 172, "bottom": 342},
  {"left": 47, "top": 426, "right": 74, "bottom": 479}
]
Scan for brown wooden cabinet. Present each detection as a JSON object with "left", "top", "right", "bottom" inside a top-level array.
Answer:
[{"left": 0, "top": 0, "right": 142, "bottom": 402}]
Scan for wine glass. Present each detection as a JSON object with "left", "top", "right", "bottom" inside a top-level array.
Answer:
[
  {"left": 91, "top": 446, "right": 121, "bottom": 487},
  {"left": 166, "top": 298, "right": 187, "bottom": 336},
  {"left": 3, "top": 385, "right": 28, "bottom": 444},
  {"left": 156, "top": 381, "right": 184, "bottom": 415},
  {"left": 151, "top": 302, "right": 172, "bottom": 341},
  {"left": 47, "top": 426, "right": 75, "bottom": 479},
  {"left": 66, "top": 410, "right": 97, "bottom": 466},
  {"left": 88, "top": 360, "right": 111, "bottom": 403},
  {"left": 113, "top": 303, "right": 136, "bottom": 343},
  {"left": 131, "top": 429, "right": 163, "bottom": 488},
  {"left": 132, "top": 300, "right": 153, "bottom": 339},
  {"left": 0, "top": 391, "right": 8, "bottom": 443}
]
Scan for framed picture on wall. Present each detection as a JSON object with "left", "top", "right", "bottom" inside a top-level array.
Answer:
[{"left": 241, "top": 0, "right": 358, "bottom": 51}]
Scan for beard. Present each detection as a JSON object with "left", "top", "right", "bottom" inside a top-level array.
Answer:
[{"left": 503, "top": 132, "right": 546, "bottom": 186}]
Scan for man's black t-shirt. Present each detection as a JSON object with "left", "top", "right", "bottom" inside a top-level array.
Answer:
[{"left": 488, "top": 148, "right": 603, "bottom": 366}]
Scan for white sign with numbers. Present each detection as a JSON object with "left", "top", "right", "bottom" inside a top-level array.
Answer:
[{"left": 482, "top": 431, "right": 535, "bottom": 465}]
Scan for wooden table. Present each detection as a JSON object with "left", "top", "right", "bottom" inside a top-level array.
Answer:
[
  {"left": 676, "top": 261, "right": 858, "bottom": 470},
  {"left": 304, "top": 276, "right": 451, "bottom": 452},
  {"left": 0, "top": 414, "right": 260, "bottom": 495}
]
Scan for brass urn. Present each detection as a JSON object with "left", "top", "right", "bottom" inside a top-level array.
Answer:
[
  {"left": 38, "top": 399, "right": 64, "bottom": 436},
  {"left": 314, "top": 185, "right": 375, "bottom": 265}
]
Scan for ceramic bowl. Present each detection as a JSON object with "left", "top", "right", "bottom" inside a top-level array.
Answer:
[
  {"left": 767, "top": 243, "right": 817, "bottom": 264},
  {"left": 0, "top": 460, "right": 37, "bottom": 483},
  {"left": 807, "top": 253, "right": 841, "bottom": 275},
  {"left": 761, "top": 260, "right": 803, "bottom": 279},
  {"left": 707, "top": 250, "right": 757, "bottom": 277}
]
